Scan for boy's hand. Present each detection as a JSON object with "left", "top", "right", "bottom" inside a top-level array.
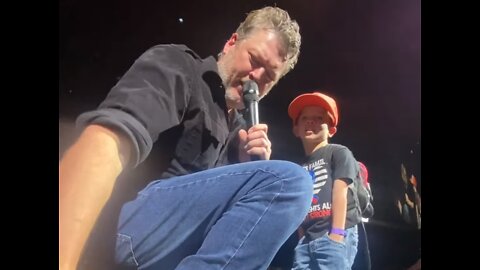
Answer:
[{"left": 328, "top": 233, "right": 344, "bottom": 243}]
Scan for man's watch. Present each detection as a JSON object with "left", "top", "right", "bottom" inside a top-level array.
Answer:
[{"left": 330, "top": 228, "right": 347, "bottom": 237}]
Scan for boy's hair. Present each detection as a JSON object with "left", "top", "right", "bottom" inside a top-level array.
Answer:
[
  {"left": 288, "top": 91, "right": 339, "bottom": 126},
  {"left": 236, "top": 6, "right": 301, "bottom": 76}
]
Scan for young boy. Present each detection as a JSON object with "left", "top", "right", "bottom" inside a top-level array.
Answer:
[{"left": 288, "top": 92, "right": 361, "bottom": 270}]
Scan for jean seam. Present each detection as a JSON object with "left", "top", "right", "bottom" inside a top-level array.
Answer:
[
  {"left": 118, "top": 233, "right": 140, "bottom": 267},
  {"left": 141, "top": 167, "right": 292, "bottom": 193},
  {"left": 221, "top": 175, "right": 286, "bottom": 269}
]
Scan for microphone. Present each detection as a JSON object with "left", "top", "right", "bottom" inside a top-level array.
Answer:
[
  {"left": 242, "top": 80, "right": 260, "bottom": 161},
  {"left": 242, "top": 80, "right": 260, "bottom": 128}
]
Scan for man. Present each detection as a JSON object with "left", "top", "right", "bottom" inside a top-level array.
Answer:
[{"left": 60, "top": 6, "right": 312, "bottom": 270}]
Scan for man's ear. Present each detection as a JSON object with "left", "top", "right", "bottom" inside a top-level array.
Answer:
[
  {"left": 223, "top": 33, "right": 238, "bottom": 54},
  {"left": 328, "top": 126, "right": 337, "bottom": 138}
]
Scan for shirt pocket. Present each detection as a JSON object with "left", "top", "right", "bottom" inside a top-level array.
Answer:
[{"left": 176, "top": 115, "right": 228, "bottom": 171}]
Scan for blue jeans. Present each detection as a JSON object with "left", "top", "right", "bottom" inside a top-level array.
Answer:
[
  {"left": 292, "top": 225, "right": 359, "bottom": 270},
  {"left": 114, "top": 160, "right": 312, "bottom": 270}
]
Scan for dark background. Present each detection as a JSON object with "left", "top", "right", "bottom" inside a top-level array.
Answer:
[{"left": 59, "top": 0, "right": 421, "bottom": 269}]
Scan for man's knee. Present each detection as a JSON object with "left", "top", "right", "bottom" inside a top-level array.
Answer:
[
  {"left": 259, "top": 160, "right": 312, "bottom": 207},
  {"left": 270, "top": 160, "right": 312, "bottom": 192}
]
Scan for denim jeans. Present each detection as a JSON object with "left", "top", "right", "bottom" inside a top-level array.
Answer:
[
  {"left": 292, "top": 225, "right": 359, "bottom": 270},
  {"left": 114, "top": 160, "right": 312, "bottom": 270}
]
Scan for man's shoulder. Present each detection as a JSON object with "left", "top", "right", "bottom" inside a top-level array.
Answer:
[{"left": 147, "top": 44, "right": 204, "bottom": 60}]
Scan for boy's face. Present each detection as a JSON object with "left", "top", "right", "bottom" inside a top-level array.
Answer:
[{"left": 293, "top": 106, "right": 337, "bottom": 142}]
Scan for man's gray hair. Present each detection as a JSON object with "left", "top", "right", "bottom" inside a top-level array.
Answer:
[{"left": 235, "top": 6, "right": 301, "bottom": 76}]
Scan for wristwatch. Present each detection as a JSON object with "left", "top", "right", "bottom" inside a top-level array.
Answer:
[{"left": 330, "top": 228, "right": 347, "bottom": 237}]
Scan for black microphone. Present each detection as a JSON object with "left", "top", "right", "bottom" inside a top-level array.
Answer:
[
  {"left": 242, "top": 80, "right": 260, "bottom": 127},
  {"left": 242, "top": 80, "right": 260, "bottom": 161}
]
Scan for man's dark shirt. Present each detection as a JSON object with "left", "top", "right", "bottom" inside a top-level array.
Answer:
[{"left": 78, "top": 44, "right": 245, "bottom": 181}]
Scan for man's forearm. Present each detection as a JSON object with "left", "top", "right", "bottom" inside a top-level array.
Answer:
[{"left": 59, "top": 125, "right": 130, "bottom": 269}]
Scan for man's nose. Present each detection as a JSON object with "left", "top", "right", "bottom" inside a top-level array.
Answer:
[{"left": 249, "top": 67, "right": 267, "bottom": 82}]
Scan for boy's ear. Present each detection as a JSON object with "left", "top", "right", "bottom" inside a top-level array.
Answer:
[
  {"left": 292, "top": 125, "right": 300, "bottom": 138},
  {"left": 328, "top": 126, "right": 337, "bottom": 138}
]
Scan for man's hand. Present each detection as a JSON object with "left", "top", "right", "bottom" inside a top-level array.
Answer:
[{"left": 238, "top": 123, "right": 272, "bottom": 162}]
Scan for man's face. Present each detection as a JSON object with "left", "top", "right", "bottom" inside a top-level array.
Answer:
[
  {"left": 218, "top": 29, "right": 287, "bottom": 110},
  {"left": 293, "top": 106, "right": 335, "bottom": 142}
]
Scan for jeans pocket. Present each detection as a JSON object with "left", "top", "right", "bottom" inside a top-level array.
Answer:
[{"left": 115, "top": 233, "right": 139, "bottom": 267}]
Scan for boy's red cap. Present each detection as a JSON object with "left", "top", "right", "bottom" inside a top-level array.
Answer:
[{"left": 288, "top": 92, "right": 339, "bottom": 127}]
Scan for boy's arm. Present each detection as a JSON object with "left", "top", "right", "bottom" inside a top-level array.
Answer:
[
  {"left": 329, "top": 178, "right": 349, "bottom": 242},
  {"left": 59, "top": 124, "right": 132, "bottom": 270}
]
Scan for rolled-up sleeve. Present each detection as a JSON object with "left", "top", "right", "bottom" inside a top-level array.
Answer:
[{"left": 76, "top": 45, "right": 193, "bottom": 167}]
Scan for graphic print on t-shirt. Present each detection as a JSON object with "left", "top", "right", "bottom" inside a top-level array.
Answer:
[{"left": 303, "top": 158, "right": 332, "bottom": 221}]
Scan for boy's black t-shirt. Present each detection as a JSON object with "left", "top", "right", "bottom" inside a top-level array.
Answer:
[{"left": 300, "top": 143, "right": 361, "bottom": 242}]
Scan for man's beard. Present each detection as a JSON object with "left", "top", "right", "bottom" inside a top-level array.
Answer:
[
  {"left": 218, "top": 55, "right": 242, "bottom": 109},
  {"left": 217, "top": 54, "right": 232, "bottom": 89}
]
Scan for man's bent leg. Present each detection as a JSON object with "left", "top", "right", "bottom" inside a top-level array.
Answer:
[{"left": 115, "top": 160, "right": 312, "bottom": 270}]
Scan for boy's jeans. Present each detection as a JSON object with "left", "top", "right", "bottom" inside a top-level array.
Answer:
[
  {"left": 293, "top": 225, "right": 359, "bottom": 270},
  {"left": 115, "top": 160, "right": 313, "bottom": 270}
]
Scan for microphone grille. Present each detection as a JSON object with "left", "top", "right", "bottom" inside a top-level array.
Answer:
[{"left": 242, "top": 80, "right": 259, "bottom": 102}]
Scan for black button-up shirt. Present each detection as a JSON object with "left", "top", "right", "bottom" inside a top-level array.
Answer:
[{"left": 77, "top": 44, "right": 245, "bottom": 182}]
